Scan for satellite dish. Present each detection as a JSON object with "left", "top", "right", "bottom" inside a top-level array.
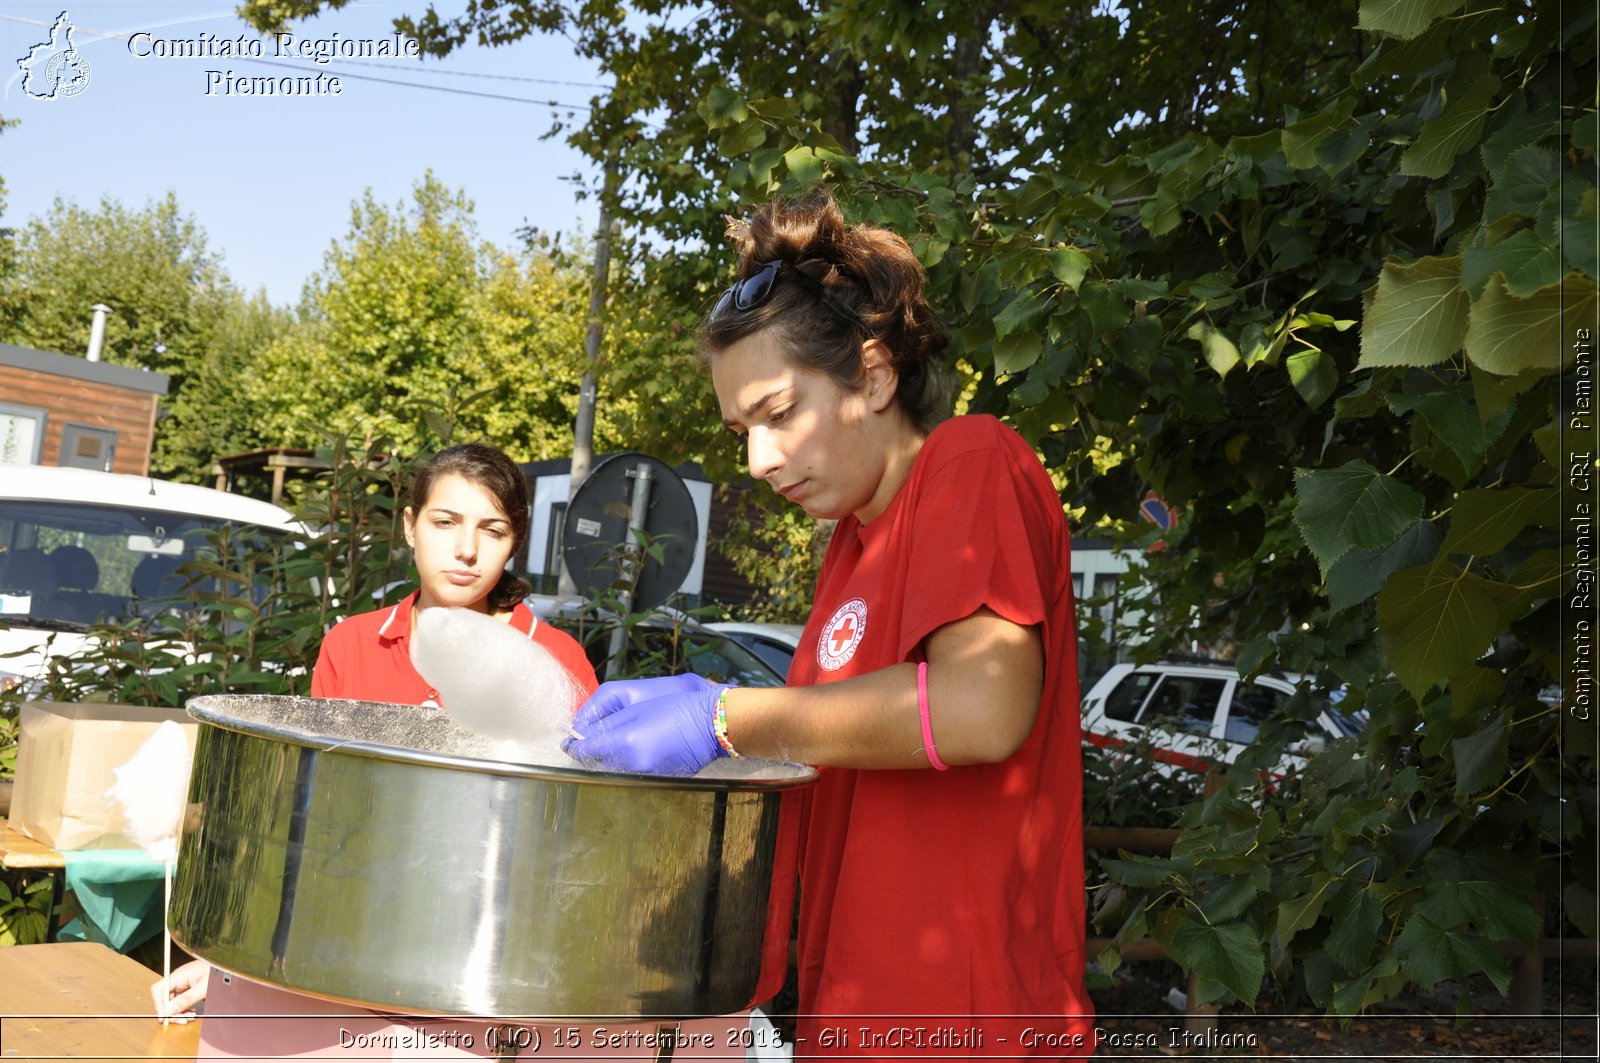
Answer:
[{"left": 562, "top": 453, "right": 699, "bottom": 612}]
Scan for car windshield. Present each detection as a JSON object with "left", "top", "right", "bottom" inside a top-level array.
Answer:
[
  {"left": 0, "top": 499, "right": 282, "bottom": 630},
  {"left": 561, "top": 619, "right": 787, "bottom": 688},
  {"left": 665, "top": 628, "right": 785, "bottom": 688}
]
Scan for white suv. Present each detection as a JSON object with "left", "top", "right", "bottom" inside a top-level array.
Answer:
[
  {"left": 0, "top": 464, "right": 298, "bottom": 693},
  {"left": 1080, "top": 657, "right": 1364, "bottom": 778}
]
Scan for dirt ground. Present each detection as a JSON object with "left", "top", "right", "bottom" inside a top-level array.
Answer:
[{"left": 1087, "top": 959, "right": 1598, "bottom": 1061}]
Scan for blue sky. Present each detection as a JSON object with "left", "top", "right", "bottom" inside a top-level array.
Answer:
[{"left": 2, "top": 2, "right": 606, "bottom": 305}]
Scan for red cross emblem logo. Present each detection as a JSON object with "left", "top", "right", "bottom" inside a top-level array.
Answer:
[
  {"left": 829, "top": 617, "right": 856, "bottom": 653},
  {"left": 817, "top": 598, "right": 868, "bottom": 671}
]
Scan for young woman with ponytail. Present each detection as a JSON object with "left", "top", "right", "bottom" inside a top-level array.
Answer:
[{"left": 566, "top": 195, "right": 1091, "bottom": 1056}]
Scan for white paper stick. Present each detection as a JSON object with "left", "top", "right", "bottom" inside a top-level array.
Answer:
[{"left": 161, "top": 857, "right": 173, "bottom": 1027}]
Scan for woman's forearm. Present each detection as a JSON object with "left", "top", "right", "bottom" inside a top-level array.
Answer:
[{"left": 725, "top": 608, "right": 1044, "bottom": 769}]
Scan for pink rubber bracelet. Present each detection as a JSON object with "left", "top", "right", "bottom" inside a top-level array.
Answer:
[{"left": 918, "top": 661, "right": 949, "bottom": 771}]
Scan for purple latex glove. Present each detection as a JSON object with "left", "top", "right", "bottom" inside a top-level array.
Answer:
[
  {"left": 563, "top": 674, "right": 732, "bottom": 776},
  {"left": 575, "top": 671, "right": 707, "bottom": 711}
]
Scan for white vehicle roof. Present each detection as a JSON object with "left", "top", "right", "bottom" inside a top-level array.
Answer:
[
  {"left": 706, "top": 621, "right": 805, "bottom": 647},
  {"left": 0, "top": 463, "right": 296, "bottom": 528}
]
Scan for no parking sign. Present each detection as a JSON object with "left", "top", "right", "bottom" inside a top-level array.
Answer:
[{"left": 1139, "top": 490, "right": 1174, "bottom": 531}]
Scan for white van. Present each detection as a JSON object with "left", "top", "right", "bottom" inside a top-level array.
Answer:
[{"left": 0, "top": 464, "right": 298, "bottom": 693}]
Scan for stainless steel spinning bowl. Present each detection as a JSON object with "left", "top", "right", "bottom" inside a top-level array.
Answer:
[{"left": 170, "top": 694, "right": 814, "bottom": 1019}]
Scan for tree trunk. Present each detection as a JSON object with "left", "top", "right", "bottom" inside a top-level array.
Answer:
[
  {"left": 946, "top": 8, "right": 993, "bottom": 175},
  {"left": 559, "top": 158, "right": 618, "bottom": 597},
  {"left": 821, "top": 51, "right": 863, "bottom": 154}
]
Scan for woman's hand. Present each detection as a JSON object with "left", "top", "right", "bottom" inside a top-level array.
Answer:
[
  {"left": 151, "top": 958, "right": 210, "bottom": 1022},
  {"left": 572, "top": 672, "right": 707, "bottom": 712},
  {"left": 563, "top": 675, "right": 731, "bottom": 776}
]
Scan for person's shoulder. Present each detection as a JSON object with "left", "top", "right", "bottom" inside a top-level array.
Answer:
[
  {"left": 922, "top": 414, "right": 1033, "bottom": 467},
  {"left": 513, "top": 600, "right": 583, "bottom": 652},
  {"left": 520, "top": 604, "right": 600, "bottom": 691},
  {"left": 325, "top": 599, "right": 407, "bottom": 643},
  {"left": 919, "top": 416, "right": 1060, "bottom": 515}
]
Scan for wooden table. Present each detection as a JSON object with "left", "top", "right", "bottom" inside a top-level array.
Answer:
[
  {"left": 0, "top": 941, "right": 200, "bottom": 1061},
  {"left": 0, "top": 823, "right": 68, "bottom": 943},
  {"left": 0, "top": 823, "right": 65, "bottom": 870}
]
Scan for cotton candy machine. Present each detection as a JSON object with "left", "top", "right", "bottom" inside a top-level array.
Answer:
[{"left": 169, "top": 694, "right": 814, "bottom": 1019}]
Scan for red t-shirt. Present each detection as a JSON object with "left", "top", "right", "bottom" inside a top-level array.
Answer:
[
  {"left": 310, "top": 591, "right": 599, "bottom": 704},
  {"left": 788, "top": 415, "right": 1092, "bottom": 1057}
]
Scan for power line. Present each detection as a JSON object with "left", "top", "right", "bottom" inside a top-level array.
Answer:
[
  {"left": 228, "top": 56, "right": 596, "bottom": 108},
  {"left": 311, "top": 55, "right": 609, "bottom": 90}
]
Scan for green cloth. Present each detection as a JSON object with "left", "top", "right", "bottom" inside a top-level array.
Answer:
[{"left": 58, "top": 849, "right": 168, "bottom": 953}]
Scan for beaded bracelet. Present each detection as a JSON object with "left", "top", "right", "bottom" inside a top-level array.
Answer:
[
  {"left": 918, "top": 661, "right": 949, "bottom": 771},
  {"left": 712, "top": 688, "right": 741, "bottom": 759}
]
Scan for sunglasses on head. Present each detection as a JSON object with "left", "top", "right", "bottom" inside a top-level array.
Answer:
[{"left": 713, "top": 258, "right": 868, "bottom": 332}]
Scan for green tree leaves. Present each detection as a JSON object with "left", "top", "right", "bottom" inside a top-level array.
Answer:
[
  {"left": 1466, "top": 273, "right": 1598, "bottom": 375},
  {"left": 1399, "top": 74, "right": 1500, "bottom": 179},
  {"left": 1419, "top": 876, "right": 1542, "bottom": 947},
  {"left": 1438, "top": 486, "right": 1556, "bottom": 555},
  {"left": 0, "top": 177, "right": 597, "bottom": 480},
  {"left": 1287, "top": 348, "right": 1339, "bottom": 408},
  {"left": 1295, "top": 462, "right": 1424, "bottom": 574},
  {"left": 1450, "top": 713, "right": 1509, "bottom": 797},
  {"left": 1189, "top": 321, "right": 1242, "bottom": 379},
  {"left": 1358, "top": 257, "right": 1469, "bottom": 368},
  {"left": 993, "top": 290, "right": 1048, "bottom": 374},
  {"left": 1377, "top": 563, "right": 1502, "bottom": 698},
  {"left": 1174, "top": 920, "right": 1265, "bottom": 1005},
  {"left": 1325, "top": 518, "right": 1441, "bottom": 612},
  {"left": 1283, "top": 100, "right": 1360, "bottom": 171},
  {"left": 1276, "top": 874, "right": 1336, "bottom": 947},
  {"left": 1395, "top": 914, "right": 1510, "bottom": 994},
  {"left": 1047, "top": 247, "right": 1091, "bottom": 290},
  {"left": 1324, "top": 884, "right": 1384, "bottom": 974},
  {"left": 1, "top": 193, "right": 242, "bottom": 479},
  {"left": 1357, "top": 0, "right": 1467, "bottom": 40},
  {"left": 1483, "top": 146, "right": 1561, "bottom": 223},
  {"left": 1462, "top": 230, "right": 1562, "bottom": 300},
  {"left": 697, "top": 84, "right": 748, "bottom": 129},
  {"left": 1360, "top": 255, "right": 1597, "bottom": 376},
  {"left": 242, "top": 173, "right": 597, "bottom": 461}
]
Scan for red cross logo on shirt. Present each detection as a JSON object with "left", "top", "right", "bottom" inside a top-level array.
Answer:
[
  {"left": 817, "top": 598, "right": 868, "bottom": 672},
  {"left": 829, "top": 616, "right": 857, "bottom": 654}
]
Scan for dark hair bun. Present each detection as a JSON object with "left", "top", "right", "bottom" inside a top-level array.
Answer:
[
  {"left": 708, "top": 191, "right": 951, "bottom": 432},
  {"left": 728, "top": 194, "right": 849, "bottom": 272}
]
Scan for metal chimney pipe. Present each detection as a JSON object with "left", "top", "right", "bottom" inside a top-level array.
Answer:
[{"left": 86, "top": 303, "right": 113, "bottom": 362}]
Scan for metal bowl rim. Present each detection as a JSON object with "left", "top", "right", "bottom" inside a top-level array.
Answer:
[{"left": 185, "top": 694, "right": 817, "bottom": 793}]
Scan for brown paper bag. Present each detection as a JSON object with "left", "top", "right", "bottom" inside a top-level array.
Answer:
[{"left": 7, "top": 702, "right": 198, "bottom": 851}]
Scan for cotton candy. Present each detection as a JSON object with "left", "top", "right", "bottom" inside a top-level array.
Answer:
[
  {"left": 411, "top": 606, "right": 585, "bottom": 765},
  {"left": 103, "top": 719, "right": 191, "bottom": 862}
]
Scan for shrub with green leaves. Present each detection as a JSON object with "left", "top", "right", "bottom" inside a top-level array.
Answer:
[
  {"left": 0, "top": 873, "right": 53, "bottom": 946},
  {"left": 1058, "top": 2, "right": 1595, "bottom": 1012}
]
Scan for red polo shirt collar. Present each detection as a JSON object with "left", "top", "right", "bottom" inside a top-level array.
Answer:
[{"left": 375, "top": 590, "right": 538, "bottom": 645}]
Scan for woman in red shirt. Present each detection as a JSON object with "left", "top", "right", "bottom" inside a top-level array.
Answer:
[
  {"left": 309, "top": 441, "right": 596, "bottom": 705},
  {"left": 566, "top": 196, "right": 1092, "bottom": 1056},
  {"left": 154, "top": 442, "right": 597, "bottom": 1019}
]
